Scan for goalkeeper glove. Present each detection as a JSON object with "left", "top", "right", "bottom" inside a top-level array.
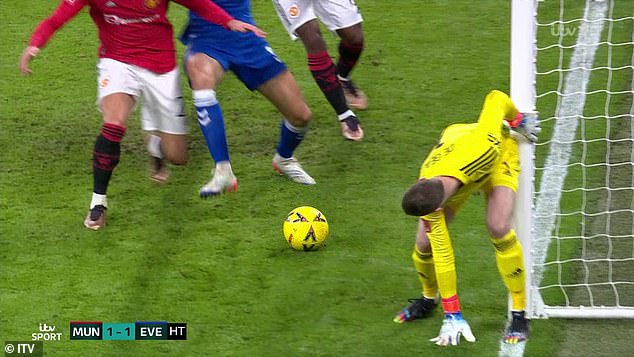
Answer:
[
  {"left": 429, "top": 312, "right": 476, "bottom": 346},
  {"left": 507, "top": 112, "right": 541, "bottom": 143}
]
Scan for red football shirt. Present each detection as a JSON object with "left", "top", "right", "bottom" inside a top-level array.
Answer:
[{"left": 29, "top": 0, "right": 233, "bottom": 73}]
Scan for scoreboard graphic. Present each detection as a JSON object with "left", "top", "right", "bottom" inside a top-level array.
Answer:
[{"left": 70, "top": 321, "right": 187, "bottom": 340}]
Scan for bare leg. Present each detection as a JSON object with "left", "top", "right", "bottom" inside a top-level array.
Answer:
[
  {"left": 295, "top": 21, "right": 363, "bottom": 140},
  {"left": 101, "top": 93, "right": 135, "bottom": 126},
  {"left": 85, "top": 92, "right": 135, "bottom": 230},
  {"left": 296, "top": 19, "right": 328, "bottom": 53},
  {"left": 186, "top": 53, "right": 225, "bottom": 91},
  {"left": 145, "top": 131, "right": 187, "bottom": 184},
  {"left": 486, "top": 186, "right": 527, "bottom": 315},
  {"left": 257, "top": 70, "right": 316, "bottom": 185},
  {"left": 486, "top": 186, "right": 515, "bottom": 238},
  {"left": 257, "top": 70, "right": 311, "bottom": 126},
  {"left": 157, "top": 133, "right": 187, "bottom": 165},
  {"left": 335, "top": 23, "right": 368, "bottom": 110}
]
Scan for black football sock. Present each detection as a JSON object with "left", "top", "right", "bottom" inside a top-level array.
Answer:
[
  {"left": 308, "top": 51, "right": 350, "bottom": 116},
  {"left": 337, "top": 41, "right": 364, "bottom": 79},
  {"left": 93, "top": 123, "right": 126, "bottom": 195}
]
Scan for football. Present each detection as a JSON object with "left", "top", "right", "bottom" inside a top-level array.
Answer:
[{"left": 283, "top": 206, "right": 329, "bottom": 251}]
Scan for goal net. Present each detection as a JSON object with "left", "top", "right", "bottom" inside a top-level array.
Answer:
[{"left": 514, "top": 0, "right": 634, "bottom": 319}]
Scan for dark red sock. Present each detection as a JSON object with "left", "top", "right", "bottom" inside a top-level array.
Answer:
[
  {"left": 337, "top": 41, "right": 363, "bottom": 79},
  {"left": 93, "top": 123, "right": 126, "bottom": 195},
  {"left": 308, "top": 51, "right": 349, "bottom": 116}
]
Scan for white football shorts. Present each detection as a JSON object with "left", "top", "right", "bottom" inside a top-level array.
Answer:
[
  {"left": 272, "top": 0, "right": 363, "bottom": 40},
  {"left": 96, "top": 58, "right": 187, "bottom": 135}
]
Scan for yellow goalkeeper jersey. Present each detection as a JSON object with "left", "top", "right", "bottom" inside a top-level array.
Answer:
[{"left": 419, "top": 90, "right": 521, "bottom": 213}]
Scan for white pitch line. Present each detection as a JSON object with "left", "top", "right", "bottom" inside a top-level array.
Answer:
[{"left": 499, "top": 1, "right": 608, "bottom": 356}]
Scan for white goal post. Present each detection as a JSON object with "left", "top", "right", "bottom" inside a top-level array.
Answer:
[{"left": 512, "top": 0, "right": 634, "bottom": 319}]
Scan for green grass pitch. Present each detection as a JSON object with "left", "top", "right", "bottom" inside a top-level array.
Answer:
[{"left": 1, "top": 1, "right": 632, "bottom": 356}]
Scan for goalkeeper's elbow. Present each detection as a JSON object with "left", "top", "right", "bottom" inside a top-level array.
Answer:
[
  {"left": 483, "top": 90, "right": 518, "bottom": 120},
  {"left": 486, "top": 90, "right": 512, "bottom": 106}
]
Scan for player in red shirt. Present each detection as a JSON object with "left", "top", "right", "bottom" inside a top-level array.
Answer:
[{"left": 19, "top": 0, "right": 265, "bottom": 230}]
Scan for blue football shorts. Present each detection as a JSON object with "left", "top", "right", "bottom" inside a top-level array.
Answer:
[{"left": 184, "top": 32, "right": 287, "bottom": 91}]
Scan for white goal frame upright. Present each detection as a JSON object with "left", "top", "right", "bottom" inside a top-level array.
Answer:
[
  {"left": 511, "top": 0, "right": 634, "bottom": 319},
  {"left": 510, "top": 0, "right": 539, "bottom": 319}
]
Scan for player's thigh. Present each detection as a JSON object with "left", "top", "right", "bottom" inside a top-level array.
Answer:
[
  {"left": 272, "top": 0, "right": 316, "bottom": 39},
  {"left": 100, "top": 94, "right": 136, "bottom": 126},
  {"left": 315, "top": 0, "right": 363, "bottom": 31},
  {"left": 138, "top": 66, "right": 188, "bottom": 164},
  {"left": 184, "top": 52, "right": 225, "bottom": 90},
  {"left": 483, "top": 136, "right": 520, "bottom": 236},
  {"left": 97, "top": 58, "right": 139, "bottom": 125},
  {"left": 257, "top": 70, "right": 311, "bottom": 126}
]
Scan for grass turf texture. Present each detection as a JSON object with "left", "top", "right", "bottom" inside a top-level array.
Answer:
[{"left": 0, "top": 1, "right": 632, "bottom": 356}]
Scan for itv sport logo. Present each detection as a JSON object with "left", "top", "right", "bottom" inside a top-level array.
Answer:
[{"left": 31, "top": 323, "right": 62, "bottom": 341}]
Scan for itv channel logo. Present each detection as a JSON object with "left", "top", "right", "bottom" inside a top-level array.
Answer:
[{"left": 4, "top": 341, "right": 43, "bottom": 357}]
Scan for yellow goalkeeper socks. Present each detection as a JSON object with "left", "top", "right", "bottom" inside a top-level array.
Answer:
[
  {"left": 491, "top": 230, "right": 526, "bottom": 311},
  {"left": 412, "top": 247, "right": 438, "bottom": 299}
]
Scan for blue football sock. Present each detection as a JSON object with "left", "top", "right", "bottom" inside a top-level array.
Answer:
[
  {"left": 277, "top": 118, "right": 307, "bottom": 158},
  {"left": 193, "top": 89, "right": 229, "bottom": 163}
]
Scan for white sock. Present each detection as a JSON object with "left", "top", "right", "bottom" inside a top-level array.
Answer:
[
  {"left": 90, "top": 193, "right": 108, "bottom": 209},
  {"left": 337, "top": 110, "right": 355, "bottom": 121},
  {"left": 147, "top": 134, "right": 163, "bottom": 159},
  {"left": 192, "top": 89, "right": 218, "bottom": 106},
  {"left": 215, "top": 161, "right": 233, "bottom": 174}
]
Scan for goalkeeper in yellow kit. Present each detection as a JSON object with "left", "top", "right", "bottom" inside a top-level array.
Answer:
[{"left": 393, "top": 90, "right": 539, "bottom": 346}]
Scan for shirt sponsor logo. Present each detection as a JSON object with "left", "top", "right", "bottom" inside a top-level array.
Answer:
[
  {"left": 103, "top": 13, "right": 160, "bottom": 25},
  {"left": 105, "top": 1, "right": 116, "bottom": 7}
]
